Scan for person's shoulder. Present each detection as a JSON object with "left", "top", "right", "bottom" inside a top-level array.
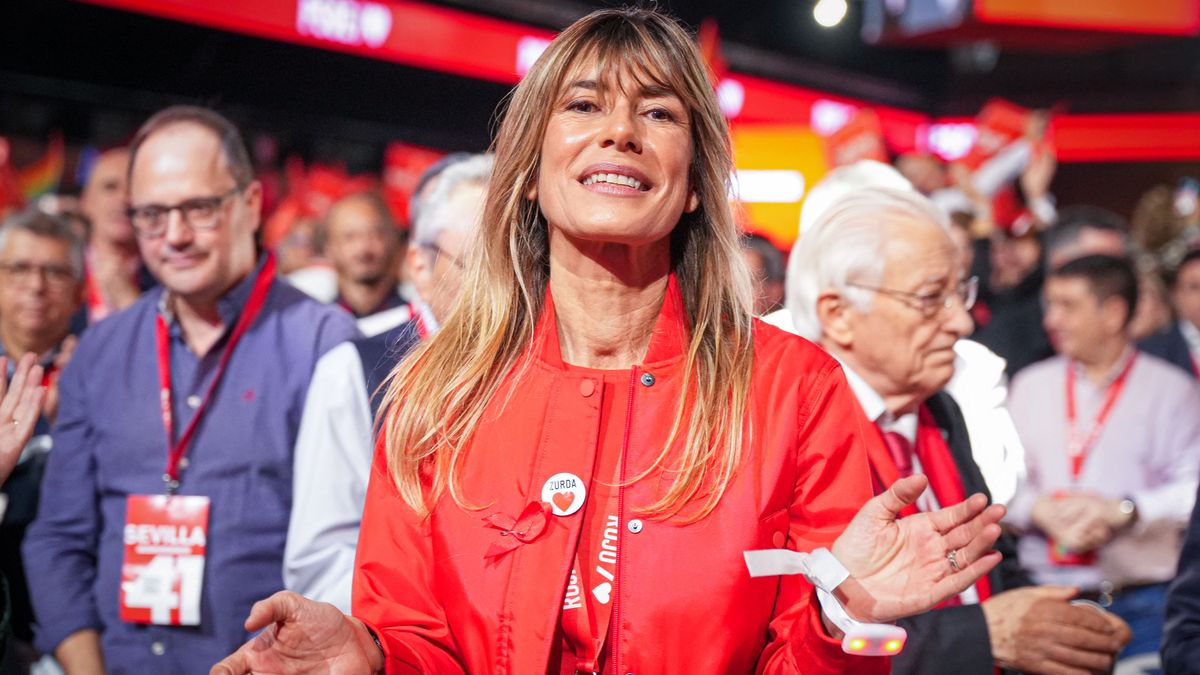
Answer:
[
  {"left": 1138, "top": 324, "right": 1180, "bottom": 353},
  {"left": 1136, "top": 350, "right": 1195, "bottom": 390},
  {"left": 352, "top": 317, "right": 419, "bottom": 351},
  {"left": 1010, "top": 354, "right": 1066, "bottom": 389},
  {"left": 73, "top": 288, "right": 161, "bottom": 351},
  {"left": 752, "top": 318, "right": 839, "bottom": 379},
  {"left": 268, "top": 278, "right": 357, "bottom": 329}
]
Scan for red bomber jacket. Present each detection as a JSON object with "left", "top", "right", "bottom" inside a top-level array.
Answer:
[{"left": 352, "top": 279, "right": 889, "bottom": 675}]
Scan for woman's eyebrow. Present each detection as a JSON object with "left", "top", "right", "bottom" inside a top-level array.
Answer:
[{"left": 565, "top": 79, "right": 676, "bottom": 100}]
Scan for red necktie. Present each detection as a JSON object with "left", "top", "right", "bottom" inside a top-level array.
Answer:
[{"left": 879, "top": 428, "right": 915, "bottom": 478}]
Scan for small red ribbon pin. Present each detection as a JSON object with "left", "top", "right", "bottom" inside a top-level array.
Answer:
[{"left": 483, "top": 501, "right": 552, "bottom": 559}]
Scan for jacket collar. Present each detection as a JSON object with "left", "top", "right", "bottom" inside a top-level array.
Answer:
[{"left": 533, "top": 272, "right": 690, "bottom": 371}]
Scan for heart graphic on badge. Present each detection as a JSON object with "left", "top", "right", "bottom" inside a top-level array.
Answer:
[
  {"left": 552, "top": 491, "right": 575, "bottom": 513},
  {"left": 541, "top": 472, "right": 585, "bottom": 516},
  {"left": 592, "top": 582, "right": 612, "bottom": 604}
]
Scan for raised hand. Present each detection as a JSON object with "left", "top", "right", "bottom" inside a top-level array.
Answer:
[
  {"left": 210, "top": 591, "right": 383, "bottom": 675},
  {"left": 831, "top": 474, "right": 1005, "bottom": 623},
  {"left": 0, "top": 354, "right": 46, "bottom": 484}
]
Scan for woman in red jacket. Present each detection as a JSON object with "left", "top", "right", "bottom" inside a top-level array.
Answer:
[{"left": 215, "top": 8, "right": 1004, "bottom": 674}]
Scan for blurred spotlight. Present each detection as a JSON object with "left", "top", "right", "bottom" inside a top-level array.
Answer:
[{"left": 814, "top": 0, "right": 849, "bottom": 28}]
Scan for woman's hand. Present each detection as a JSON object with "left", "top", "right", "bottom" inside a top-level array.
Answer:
[
  {"left": 831, "top": 474, "right": 1005, "bottom": 624},
  {"left": 211, "top": 591, "right": 384, "bottom": 675},
  {"left": 0, "top": 354, "right": 46, "bottom": 484}
]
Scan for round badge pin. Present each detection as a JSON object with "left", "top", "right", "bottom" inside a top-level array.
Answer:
[{"left": 541, "top": 472, "right": 586, "bottom": 517}]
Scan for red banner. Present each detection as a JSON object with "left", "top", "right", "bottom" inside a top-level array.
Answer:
[{"left": 77, "top": 0, "right": 556, "bottom": 84}]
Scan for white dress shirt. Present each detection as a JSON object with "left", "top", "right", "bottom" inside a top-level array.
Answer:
[
  {"left": 284, "top": 342, "right": 374, "bottom": 612},
  {"left": 1180, "top": 319, "right": 1200, "bottom": 366}
]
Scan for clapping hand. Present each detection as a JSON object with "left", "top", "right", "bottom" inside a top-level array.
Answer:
[
  {"left": 831, "top": 474, "right": 1005, "bottom": 623},
  {"left": 0, "top": 354, "right": 46, "bottom": 484}
]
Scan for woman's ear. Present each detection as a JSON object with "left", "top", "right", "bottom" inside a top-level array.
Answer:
[{"left": 684, "top": 189, "right": 700, "bottom": 214}]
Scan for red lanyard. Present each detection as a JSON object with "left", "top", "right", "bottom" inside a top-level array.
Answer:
[
  {"left": 1065, "top": 353, "right": 1137, "bottom": 480},
  {"left": 155, "top": 255, "right": 276, "bottom": 494}
]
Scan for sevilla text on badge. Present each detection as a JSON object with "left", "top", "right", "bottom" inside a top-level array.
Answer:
[
  {"left": 542, "top": 472, "right": 586, "bottom": 517},
  {"left": 120, "top": 494, "right": 210, "bottom": 626}
]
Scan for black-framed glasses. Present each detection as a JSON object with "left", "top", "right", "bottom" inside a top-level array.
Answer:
[
  {"left": 126, "top": 186, "right": 243, "bottom": 238},
  {"left": 421, "top": 243, "right": 466, "bottom": 270},
  {"left": 848, "top": 275, "right": 978, "bottom": 319},
  {"left": 0, "top": 261, "right": 79, "bottom": 288}
]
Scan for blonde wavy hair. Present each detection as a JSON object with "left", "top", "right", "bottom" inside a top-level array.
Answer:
[{"left": 383, "top": 8, "right": 755, "bottom": 522}]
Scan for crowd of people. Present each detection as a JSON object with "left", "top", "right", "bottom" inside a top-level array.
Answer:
[{"left": 0, "top": 7, "right": 1199, "bottom": 675}]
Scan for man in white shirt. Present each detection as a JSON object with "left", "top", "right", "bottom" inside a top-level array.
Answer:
[
  {"left": 1007, "top": 254, "right": 1200, "bottom": 668},
  {"left": 284, "top": 154, "right": 492, "bottom": 611}
]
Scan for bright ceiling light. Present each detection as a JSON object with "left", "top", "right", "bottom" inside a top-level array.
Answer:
[{"left": 814, "top": 0, "right": 848, "bottom": 28}]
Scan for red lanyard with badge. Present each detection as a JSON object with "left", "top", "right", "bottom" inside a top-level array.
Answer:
[
  {"left": 120, "top": 255, "right": 276, "bottom": 626},
  {"left": 1048, "top": 352, "right": 1137, "bottom": 566},
  {"left": 559, "top": 392, "right": 624, "bottom": 674},
  {"left": 561, "top": 482, "right": 620, "bottom": 673},
  {"left": 1064, "top": 353, "right": 1137, "bottom": 480}
]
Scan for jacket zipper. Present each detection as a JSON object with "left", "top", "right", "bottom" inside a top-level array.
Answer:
[{"left": 610, "top": 367, "right": 638, "bottom": 675}]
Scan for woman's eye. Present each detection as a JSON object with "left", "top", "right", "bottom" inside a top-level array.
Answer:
[
  {"left": 646, "top": 108, "right": 675, "bottom": 121},
  {"left": 566, "top": 99, "right": 598, "bottom": 113}
]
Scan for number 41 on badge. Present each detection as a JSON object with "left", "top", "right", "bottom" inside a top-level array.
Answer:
[{"left": 120, "top": 494, "right": 210, "bottom": 626}]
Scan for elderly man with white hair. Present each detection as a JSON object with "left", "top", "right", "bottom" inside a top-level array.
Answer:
[
  {"left": 786, "top": 185, "right": 1130, "bottom": 675},
  {"left": 283, "top": 153, "right": 492, "bottom": 611},
  {"left": 765, "top": 160, "right": 1025, "bottom": 506}
]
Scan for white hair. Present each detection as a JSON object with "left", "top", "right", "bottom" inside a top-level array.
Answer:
[
  {"left": 412, "top": 153, "right": 494, "bottom": 247},
  {"left": 787, "top": 185, "right": 949, "bottom": 340},
  {"left": 798, "top": 160, "right": 913, "bottom": 235}
]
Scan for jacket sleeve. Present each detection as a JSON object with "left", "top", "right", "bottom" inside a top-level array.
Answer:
[
  {"left": 21, "top": 346, "right": 102, "bottom": 654},
  {"left": 755, "top": 363, "right": 889, "bottom": 675},
  {"left": 892, "top": 605, "right": 993, "bottom": 675},
  {"left": 351, "top": 440, "right": 466, "bottom": 674},
  {"left": 1163, "top": 480, "right": 1200, "bottom": 674},
  {"left": 284, "top": 343, "right": 373, "bottom": 613}
]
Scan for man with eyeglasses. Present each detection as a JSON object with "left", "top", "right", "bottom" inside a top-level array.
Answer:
[
  {"left": 787, "top": 186, "right": 1130, "bottom": 675},
  {"left": 1007, "top": 254, "right": 1200, "bottom": 671},
  {"left": 284, "top": 153, "right": 492, "bottom": 611},
  {"left": 0, "top": 208, "right": 84, "bottom": 670},
  {"left": 766, "top": 160, "right": 1028, "bottom": 508},
  {"left": 22, "top": 106, "right": 357, "bottom": 674}
]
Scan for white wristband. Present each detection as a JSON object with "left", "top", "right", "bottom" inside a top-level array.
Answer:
[{"left": 744, "top": 548, "right": 907, "bottom": 656}]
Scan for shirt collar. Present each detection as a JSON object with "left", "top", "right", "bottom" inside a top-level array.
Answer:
[
  {"left": 410, "top": 294, "right": 440, "bottom": 336},
  {"left": 837, "top": 360, "right": 918, "bottom": 443},
  {"left": 158, "top": 253, "right": 268, "bottom": 330},
  {"left": 1180, "top": 320, "right": 1200, "bottom": 356},
  {"left": 1070, "top": 345, "right": 1137, "bottom": 388}
]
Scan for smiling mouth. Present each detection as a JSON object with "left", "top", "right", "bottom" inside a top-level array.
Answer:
[{"left": 581, "top": 172, "right": 649, "bottom": 191}]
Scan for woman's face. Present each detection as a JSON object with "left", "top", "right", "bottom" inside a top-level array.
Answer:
[{"left": 532, "top": 59, "right": 699, "bottom": 248}]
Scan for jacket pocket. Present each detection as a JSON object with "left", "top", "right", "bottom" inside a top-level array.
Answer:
[{"left": 758, "top": 507, "right": 791, "bottom": 549}]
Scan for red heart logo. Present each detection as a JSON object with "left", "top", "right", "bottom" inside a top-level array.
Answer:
[{"left": 552, "top": 491, "right": 575, "bottom": 513}]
